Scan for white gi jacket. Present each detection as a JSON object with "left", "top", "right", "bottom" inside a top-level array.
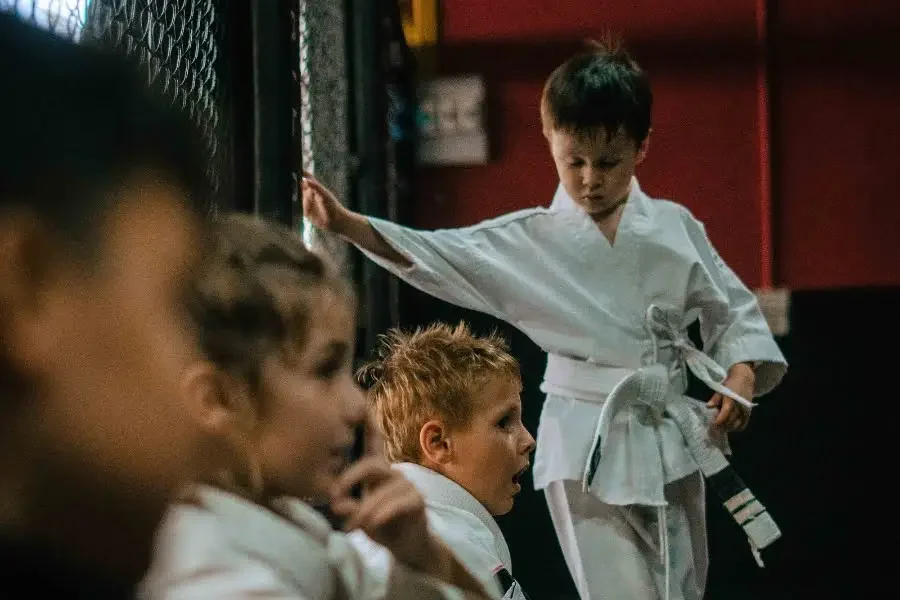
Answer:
[
  {"left": 358, "top": 179, "right": 788, "bottom": 562},
  {"left": 349, "top": 463, "right": 528, "bottom": 600},
  {"left": 141, "top": 485, "right": 473, "bottom": 600}
]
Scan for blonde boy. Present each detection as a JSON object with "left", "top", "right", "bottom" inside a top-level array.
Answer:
[{"left": 350, "top": 323, "right": 535, "bottom": 600}]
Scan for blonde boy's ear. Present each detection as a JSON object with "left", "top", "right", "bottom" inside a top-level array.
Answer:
[{"left": 418, "top": 419, "right": 452, "bottom": 465}]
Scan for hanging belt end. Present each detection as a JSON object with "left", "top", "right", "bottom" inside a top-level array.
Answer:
[
  {"left": 745, "top": 512, "right": 782, "bottom": 568},
  {"left": 750, "top": 541, "right": 766, "bottom": 568}
]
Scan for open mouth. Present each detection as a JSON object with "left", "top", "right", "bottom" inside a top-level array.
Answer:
[{"left": 511, "top": 464, "right": 530, "bottom": 486}]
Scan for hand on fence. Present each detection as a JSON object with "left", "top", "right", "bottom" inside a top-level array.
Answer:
[{"left": 301, "top": 172, "right": 344, "bottom": 232}]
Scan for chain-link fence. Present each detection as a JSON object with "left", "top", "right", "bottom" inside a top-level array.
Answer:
[
  {"left": 6, "top": 0, "right": 353, "bottom": 262},
  {"left": 2, "top": 0, "right": 230, "bottom": 210},
  {"left": 299, "top": 0, "right": 350, "bottom": 271},
  {"left": 2, "top": 0, "right": 88, "bottom": 38}
]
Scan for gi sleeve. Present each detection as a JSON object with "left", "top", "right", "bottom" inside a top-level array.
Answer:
[
  {"left": 361, "top": 216, "right": 527, "bottom": 321},
  {"left": 683, "top": 212, "right": 788, "bottom": 396}
]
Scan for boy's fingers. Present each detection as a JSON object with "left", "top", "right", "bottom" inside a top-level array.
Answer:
[
  {"left": 331, "top": 457, "right": 392, "bottom": 500},
  {"left": 733, "top": 405, "right": 750, "bottom": 431},
  {"left": 725, "top": 412, "right": 739, "bottom": 431},
  {"left": 330, "top": 496, "right": 360, "bottom": 517},
  {"left": 357, "top": 492, "right": 420, "bottom": 535},
  {"left": 706, "top": 393, "right": 721, "bottom": 408},
  {"left": 300, "top": 180, "right": 317, "bottom": 200},
  {"left": 713, "top": 397, "right": 733, "bottom": 426},
  {"left": 301, "top": 175, "right": 333, "bottom": 199},
  {"left": 732, "top": 406, "right": 747, "bottom": 429},
  {"left": 342, "top": 488, "right": 390, "bottom": 532},
  {"left": 342, "top": 478, "right": 408, "bottom": 532}
]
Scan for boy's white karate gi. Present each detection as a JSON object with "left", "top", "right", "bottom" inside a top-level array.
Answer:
[
  {"left": 141, "top": 485, "right": 474, "bottom": 600},
  {"left": 349, "top": 463, "right": 530, "bottom": 600},
  {"left": 354, "top": 179, "right": 787, "bottom": 600}
]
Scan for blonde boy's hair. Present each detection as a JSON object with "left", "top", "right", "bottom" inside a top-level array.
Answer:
[{"left": 357, "top": 322, "right": 520, "bottom": 462}]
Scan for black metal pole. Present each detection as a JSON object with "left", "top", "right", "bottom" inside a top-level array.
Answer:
[
  {"left": 348, "top": 0, "right": 390, "bottom": 351},
  {"left": 384, "top": 0, "right": 418, "bottom": 327},
  {"left": 213, "top": 0, "right": 251, "bottom": 213},
  {"left": 250, "top": 0, "right": 297, "bottom": 224}
]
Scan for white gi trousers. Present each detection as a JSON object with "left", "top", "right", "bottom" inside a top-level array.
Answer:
[{"left": 546, "top": 474, "right": 707, "bottom": 600}]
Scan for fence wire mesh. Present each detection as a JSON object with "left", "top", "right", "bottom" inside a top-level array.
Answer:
[
  {"left": 299, "top": 0, "right": 350, "bottom": 271},
  {"left": 2, "top": 0, "right": 87, "bottom": 38},
  {"left": 1, "top": 0, "right": 230, "bottom": 210}
]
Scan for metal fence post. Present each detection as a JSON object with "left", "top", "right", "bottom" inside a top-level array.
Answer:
[
  {"left": 249, "top": 0, "right": 299, "bottom": 225},
  {"left": 347, "top": 0, "right": 391, "bottom": 351}
]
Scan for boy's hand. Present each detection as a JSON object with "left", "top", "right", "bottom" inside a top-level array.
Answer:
[
  {"left": 330, "top": 457, "right": 439, "bottom": 574},
  {"left": 301, "top": 173, "right": 346, "bottom": 233},
  {"left": 301, "top": 172, "right": 412, "bottom": 266},
  {"left": 707, "top": 363, "right": 755, "bottom": 432}
]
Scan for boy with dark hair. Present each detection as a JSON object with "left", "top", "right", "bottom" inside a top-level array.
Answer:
[
  {"left": 304, "top": 39, "right": 786, "bottom": 600},
  {"left": 0, "top": 13, "right": 211, "bottom": 598}
]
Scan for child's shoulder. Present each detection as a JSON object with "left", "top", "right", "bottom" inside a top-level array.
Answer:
[
  {"left": 644, "top": 193, "right": 697, "bottom": 222},
  {"left": 451, "top": 207, "right": 568, "bottom": 243},
  {"left": 465, "top": 206, "right": 555, "bottom": 233},
  {"left": 642, "top": 193, "right": 708, "bottom": 235}
]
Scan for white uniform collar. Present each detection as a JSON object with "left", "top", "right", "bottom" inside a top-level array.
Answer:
[
  {"left": 192, "top": 485, "right": 356, "bottom": 598},
  {"left": 392, "top": 463, "right": 513, "bottom": 570}
]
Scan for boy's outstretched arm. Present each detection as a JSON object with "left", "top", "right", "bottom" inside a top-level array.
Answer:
[
  {"left": 301, "top": 175, "right": 520, "bottom": 321},
  {"left": 302, "top": 175, "right": 411, "bottom": 267}
]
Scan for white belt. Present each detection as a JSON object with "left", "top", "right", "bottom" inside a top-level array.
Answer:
[{"left": 543, "top": 305, "right": 781, "bottom": 600}]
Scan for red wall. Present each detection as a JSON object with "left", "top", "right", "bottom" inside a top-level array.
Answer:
[
  {"left": 441, "top": 0, "right": 758, "bottom": 42},
  {"left": 773, "top": 0, "right": 900, "bottom": 288},
  {"left": 410, "top": 0, "right": 900, "bottom": 290}
]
